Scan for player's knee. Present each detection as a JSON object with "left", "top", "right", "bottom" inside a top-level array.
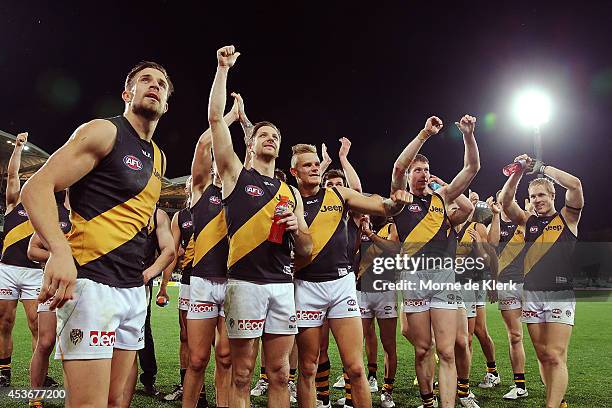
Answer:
[
  {"left": 189, "top": 351, "right": 210, "bottom": 372},
  {"left": 37, "top": 333, "right": 56, "bottom": 355},
  {"left": 266, "top": 361, "right": 290, "bottom": 386},
  {"left": 508, "top": 328, "right": 523, "bottom": 346},
  {"left": 435, "top": 345, "right": 455, "bottom": 364},
  {"left": 298, "top": 358, "right": 317, "bottom": 379},
  {"left": 381, "top": 338, "right": 397, "bottom": 357},
  {"left": 214, "top": 348, "right": 231, "bottom": 371},
  {"left": 414, "top": 340, "right": 434, "bottom": 362},
  {"left": 232, "top": 366, "right": 254, "bottom": 390},
  {"left": 344, "top": 361, "right": 365, "bottom": 381},
  {"left": 0, "top": 315, "right": 15, "bottom": 333},
  {"left": 539, "top": 348, "right": 564, "bottom": 367}
]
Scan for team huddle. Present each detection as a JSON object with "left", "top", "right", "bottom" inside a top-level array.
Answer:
[{"left": 0, "top": 45, "right": 583, "bottom": 408}]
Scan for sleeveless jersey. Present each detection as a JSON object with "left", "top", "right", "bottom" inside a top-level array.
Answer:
[
  {"left": 455, "top": 221, "right": 477, "bottom": 283},
  {"left": 524, "top": 213, "right": 576, "bottom": 291},
  {"left": 294, "top": 187, "right": 351, "bottom": 282},
  {"left": 224, "top": 168, "right": 296, "bottom": 283},
  {"left": 346, "top": 217, "right": 360, "bottom": 270},
  {"left": 394, "top": 193, "right": 453, "bottom": 262},
  {"left": 357, "top": 222, "right": 393, "bottom": 292},
  {"left": 177, "top": 208, "right": 195, "bottom": 284},
  {"left": 497, "top": 220, "right": 525, "bottom": 283},
  {"left": 192, "top": 184, "right": 228, "bottom": 279},
  {"left": 2, "top": 203, "right": 71, "bottom": 268},
  {"left": 67, "top": 115, "right": 164, "bottom": 288}
]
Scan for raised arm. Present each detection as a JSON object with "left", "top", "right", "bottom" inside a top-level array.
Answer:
[
  {"left": 540, "top": 165, "right": 584, "bottom": 230},
  {"left": 391, "top": 116, "right": 442, "bottom": 193},
  {"left": 486, "top": 196, "right": 501, "bottom": 247},
  {"left": 5, "top": 132, "right": 28, "bottom": 211},
  {"left": 143, "top": 210, "right": 176, "bottom": 284},
  {"left": 209, "top": 45, "right": 243, "bottom": 196},
  {"left": 448, "top": 193, "right": 474, "bottom": 227},
  {"left": 21, "top": 119, "right": 116, "bottom": 309},
  {"left": 229, "top": 92, "right": 255, "bottom": 168},
  {"left": 319, "top": 143, "right": 332, "bottom": 175},
  {"left": 338, "top": 137, "right": 362, "bottom": 192},
  {"left": 338, "top": 186, "right": 412, "bottom": 217},
  {"left": 500, "top": 157, "right": 531, "bottom": 226},
  {"left": 157, "top": 211, "right": 181, "bottom": 301},
  {"left": 439, "top": 115, "right": 480, "bottom": 202},
  {"left": 362, "top": 220, "right": 400, "bottom": 253}
]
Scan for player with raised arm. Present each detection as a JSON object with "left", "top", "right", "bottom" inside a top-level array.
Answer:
[
  {"left": 500, "top": 154, "right": 583, "bottom": 408},
  {"left": 208, "top": 45, "right": 312, "bottom": 408},
  {"left": 390, "top": 115, "right": 480, "bottom": 408}
]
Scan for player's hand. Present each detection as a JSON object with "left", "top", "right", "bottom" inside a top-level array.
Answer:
[
  {"left": 468, "top": 227, "right": 484, "bottom": 243},
  {"left": 469, "top": 190, "right": 480, "bottom": 205},
  {"left": 391, "top": 189, "right": 413, "bottom": 205},
  {"left": 338, "top": 137, "right": 351, "bottom": 159},
  {"left": 524, "top": 198, "right": 535, "bottom": 214},
  {"left": 230, "top": 92, "right": 246, "bottom": 120},
  {"left": 360, "top": 215, "right": 372, "bottom": 236},
  {"left": 429, "top": 175, "right": 447, "bottom": 186},
  {"left": 455, "top": 114, "right": 476, "bottom": 135},
  {"left": 321, "top": 143, "right": 332, "bottom": 167},
  {"left": 15, "top": 132, "right": 28, "bottom": 147},
  {"left": 177, "top": 246, "right": 185, "bottom": 258},
  {"left": 423, "top": 116, "right": 443, "bottom": 137},
  {"left": 38, "top": 246, "right": 77, "bottom": 310},
  {"left": 276, "top": 210, "right": 299, "bottom": 233},
  {"left": 142, "top": 268, "right": 158, "bottom": 285},
  {"left": 217, "top": 45, "right": 240, "bottom": 68},
  {"left": 486, "top": 196, "right": 501, "bottom": 215},
  {"left": 513, "top": 153, "right": 534, "bottom": 173},
  {"left": 156, "top": 286, "right": 170, "bottom": 303}
]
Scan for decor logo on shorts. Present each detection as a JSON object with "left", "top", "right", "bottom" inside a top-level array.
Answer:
[
  {"left": 89, "top": 330, "right": 116, "bottom": 347},
  {"left": 296, "top": 310, "right": 325, "bottom": 321},
  {"left": 0, "top": 288, "right": 13, "bottom": 296},
  {"left": 238, "top": 319, "right": 265, "bottom": 331},
  {"left": 179, "top": 297, "right": 190, "bottom": 308},
  {"left": 190, "top": 302, "right": 216, "bottom": 314}
]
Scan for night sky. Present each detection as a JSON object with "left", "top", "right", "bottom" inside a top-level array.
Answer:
[{"left": 2, "top": 2, "right": 611, "bottom": 236}]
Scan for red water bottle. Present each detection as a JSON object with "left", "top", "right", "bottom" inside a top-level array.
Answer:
[
  {"left": 502, "top": 159, "right": 527, "bottom": 176},
  {"left": 269, "top": 196, "right": 290, "bottom": 244}
]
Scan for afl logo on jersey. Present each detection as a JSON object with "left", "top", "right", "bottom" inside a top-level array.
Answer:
[
  {"left": 530, "top": 226, "right": 539, "bottom": 233},
  {"left": 245, "top": 185, "right": 264, "bottom": 197},
  {"left": 408, "top": 204, "right": 421, "bottom": 213},
  {"left": 209, "top": 196, "right": 222, "bottom": 205},
  {"left": 181, "top": 221, "right": 193, "bottom": 229},
  {"left": 500, "top": 230, "right": 509, "bottom": 237},
  {"left": 59, "top": 222, "right": 68, "bottom": 229},
  {"left": 123, "top": 155, "right": 143, "bottom": 170},
  {"left": 17, "top": 209, "right": 28, "bottom": 217}
]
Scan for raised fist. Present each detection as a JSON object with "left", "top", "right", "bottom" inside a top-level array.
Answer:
[
  {"left": 423, "top": 116, "right": 443, "bottom": 137},
  {"left": 217, "top": 45, "right": 240, "bottom": 68},
  {"left": 486, "top": 196, "right": 501, "bottom": 215},
  {"left": 455, "top": 115, "right": 476, "bottom": 135},
  {"left": 338, "top": 137, "right": 351, "bottom": 159},
  {"left": 15, "top": 132, "right": 28, "bottom": 147}
]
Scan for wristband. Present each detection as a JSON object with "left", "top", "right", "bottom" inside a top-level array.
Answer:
[{"left": 417, "top": 130, "right": 430, "bottom": 141}]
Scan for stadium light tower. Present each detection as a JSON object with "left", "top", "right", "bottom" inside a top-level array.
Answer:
[{"left": 513, "top": 88, "right": 552, "bottom": 162}]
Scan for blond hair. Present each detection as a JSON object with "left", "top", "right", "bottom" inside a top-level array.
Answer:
[
  {"left": 528, "top": 177, "right": 555, "bottom": 196},
  {"left": 290, "top": 144, "right": 317, "bottom": 168}
]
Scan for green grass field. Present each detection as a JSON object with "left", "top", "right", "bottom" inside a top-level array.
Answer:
[{"left": 1, "top": 287, "right": 611, "bottom": 407}]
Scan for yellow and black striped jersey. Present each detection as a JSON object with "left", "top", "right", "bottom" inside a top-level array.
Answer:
[
  {"left": 177, "top": 208, "right": 195, "bottom": 272},
  {"left": 192, "top": 184, "right": 227, "bottom": 279},
  {"left": 497, "top": 220, "right": 525, "bottom": 283},
  {"left": 524, "top": 213, "right": 576, "bottom": 291},
  {"left": 224, "top": 168, "right": 296, "bottom": 283},
  {"left": 295, "top": 187, "right": 351, "bottom": 282},
  {"left": 67, "top": 115, "right": 163, "bottom": 288}
]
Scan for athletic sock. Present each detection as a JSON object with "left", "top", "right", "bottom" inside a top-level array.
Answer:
[
  {"left": 420, "top": 392, "right": 435, "bottom": 408},
  {"left": 289, "top": 368, "right": 297, "bottom": 383},
  {"left": 180, "top": 368, "right": 187, "bottom": 386},
  {"left": 367, "top": 363, "right": 377, "bottom": 380},
  {"left": 514, "top": 373, "right": 526, "bottom": 390},
  {"left": 316, "top": 360, "right": 330, "bottom": 405},
  {"left": 343, "top": 371, "right": 353, "bottom": 407},
  {"left": 457, "top": 378, "right": 470, "bottom": 398},
  {"left": 383, "top": 377, "right": 394, "bottom": 393},
  {"left": 260, "top": 366, "right": 268, "bottom": 382},
  {"left": 486, "top": 361, "right": 499, "bottom": 377},
  {"left": 0, "top": 357, "right": 11, "bottom": 381}
]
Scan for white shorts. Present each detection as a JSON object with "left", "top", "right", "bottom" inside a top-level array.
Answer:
[
  {"left": 224, "top": 279, "right": 297, "bottom": 338},
  {"left": 456, "top": 287, "right": 477, "bottom": 318},
  {"left": 55, "top": 278, "right": 147, "bottom": 360},
  {"left": 400, "top": 269, "right": 458, "bottom": 313},
  {"left": 187, "top": 277, "right": 226, "bottom": 320},
  {"left": 178, "top": 283, "right": 190, "bottom": 311},
  {"left": 498, "top": 283, "right": 524, "bottom": 311},
  {"left": 294, "top": 273, "right": 360, "bottom": 328},
  {"left": 0, "top": 263, "right": 42, "bottom": 300},
  {"left": 521, "top": 290, "right": 575, "bottom": 325},
  {"left": 357, "top": 290, "right": 398, "bottom": 319}
]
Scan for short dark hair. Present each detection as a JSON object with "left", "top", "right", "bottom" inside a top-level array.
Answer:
[
  {"left": 408, "top": 153, "right": 429, "bottom": 172},
  {"left": 125, "top": 61, "right": 174, "bottom": 97},
  {"left": 322, "top": 169, "right": 346, "bottom": 185},
  {"left": 251, "top": 121, "right": 281, "bottom": 142}
]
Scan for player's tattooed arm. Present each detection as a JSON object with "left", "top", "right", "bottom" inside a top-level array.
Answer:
[{"left": 391, "top": 116, "right": 442, "bottom": 194}]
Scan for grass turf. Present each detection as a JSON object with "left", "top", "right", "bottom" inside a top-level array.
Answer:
[{"left": 1, "top": 286, "right": 610, "bottom": 407}]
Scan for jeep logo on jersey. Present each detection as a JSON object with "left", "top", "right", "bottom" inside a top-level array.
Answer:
[
  {"left": 18, "top": 209, "right": 28, "bottom": 217},
  {"left": 320, "top": 204, "right": 343, "bottom": 213},
  {"left": 408, "top": 204, "right": 421, "bottom": 213},
  {"left": 238, "top": 319, "right": 265, "bottom": 331},
  {"left": 123, "top": 155, "right": 143, "bottom": 170},
  {"left": 209, "top": 195, "right": 222, "bottom": 205},
  {"left": 182, "top": 221, "right": 193, "bottom": 229},
  {"left": 530, "top": 226, "right": 539, "bottom": 233},
  {"left": 89, "top": 330, "right": 116, "bottom": 347},
  {"left": 245, "top": 185, "right": 264, "bottom": 197}
]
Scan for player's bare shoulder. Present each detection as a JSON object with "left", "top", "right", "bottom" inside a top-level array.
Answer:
[{"left": 69, "top": 118, "right": 117, "bottom": 158}]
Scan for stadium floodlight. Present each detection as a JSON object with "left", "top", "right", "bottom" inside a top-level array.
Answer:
[{"left": 513, "top": 88, "right": 551, "bottom": 129}]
